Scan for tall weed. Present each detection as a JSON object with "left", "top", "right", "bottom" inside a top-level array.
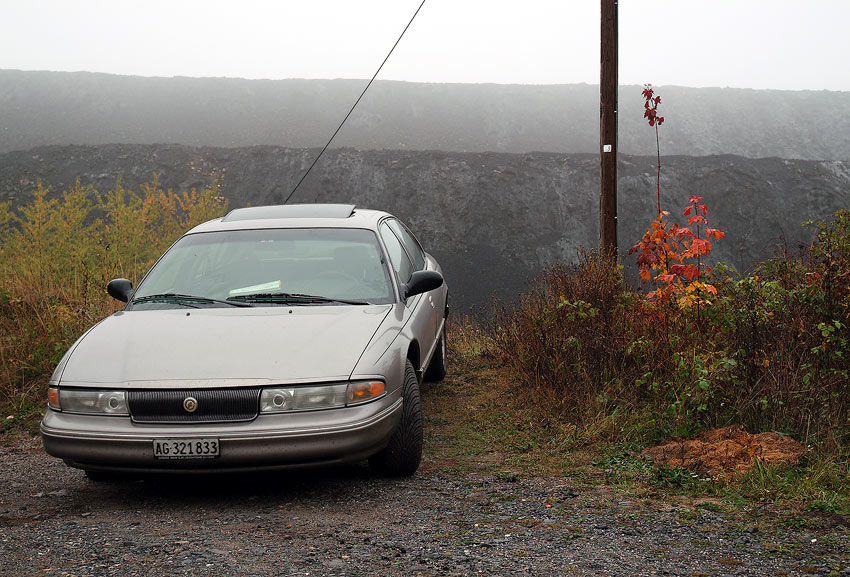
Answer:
[{"left": 492, "top": 250, "right": 641, "bottom": 416}]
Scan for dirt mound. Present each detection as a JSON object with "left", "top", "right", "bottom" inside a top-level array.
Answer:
[{"left": 642, "top": 425, "right": 806, "bottom": 474}]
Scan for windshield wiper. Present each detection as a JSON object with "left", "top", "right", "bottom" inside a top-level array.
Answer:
[
  {"left": 227, "top": 292, "right": 369, "bottom": 305},
  {"left": 132, "top": 293, "right": 254, "bottom": 308}
]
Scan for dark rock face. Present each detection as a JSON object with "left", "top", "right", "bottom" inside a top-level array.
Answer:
[
  {"left": 2, "top": 70, "right": 850, "bottom": 160},
  {"left": 2, "top": 144, "right": 848, "bottom": 313}
]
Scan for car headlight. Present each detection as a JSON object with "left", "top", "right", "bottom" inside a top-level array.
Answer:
[
  {"left": 260, "top": 384, "right": 348, "bottom": 413},
  {"left": 51, "top": 388, "right": 129, "bottom": 415},
  {"left": 259, "top": 381, "right": 386, "bottom": 413}
]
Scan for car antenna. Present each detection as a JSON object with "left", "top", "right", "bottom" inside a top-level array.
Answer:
[{"left": 282, "top": 0, "right": 427, "bottom": 205}]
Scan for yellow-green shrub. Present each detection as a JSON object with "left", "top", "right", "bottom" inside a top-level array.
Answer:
[{"left": 0, "top": 178, "right": 227, "bottom": 416}]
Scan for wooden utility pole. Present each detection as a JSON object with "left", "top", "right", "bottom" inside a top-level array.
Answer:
[{"left": 599, "top": 0, "right": 618, "bottom": 253}]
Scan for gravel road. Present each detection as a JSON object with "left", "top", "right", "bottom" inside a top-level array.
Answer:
[{"left": 1, "top": 434, "right": 847, "bottom": 577}]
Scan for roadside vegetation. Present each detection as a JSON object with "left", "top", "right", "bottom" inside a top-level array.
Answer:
[
  {"left": 0, "top": 170, "right": 846, "bottom": 518},
  {"left": 428, "top": 85, "right": 849, "bottom": 517},
  {"left": 0, "top": 178, "right": 227, "bottom": 428},
  {"left": 475, "top": 209, "right": 848, "bottom": 513},
  {"left": 491, "top": 213, "right": 849, "bottom": 453}
]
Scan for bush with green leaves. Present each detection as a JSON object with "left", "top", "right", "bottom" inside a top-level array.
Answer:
[{"left": 494, "top": 211, "right": 849, "bottom": 452}]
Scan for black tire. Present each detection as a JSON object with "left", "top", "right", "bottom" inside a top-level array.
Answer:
[
  {"left": 369, "top": 359, "right": 423, "bottom": 477},
  {"left": 423, "top": 324, "right": 447, "bottom": 382}
]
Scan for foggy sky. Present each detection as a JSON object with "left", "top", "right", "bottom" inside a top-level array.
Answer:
[{"left": 2, "top": 0, "right": 848, "bottom": 91}]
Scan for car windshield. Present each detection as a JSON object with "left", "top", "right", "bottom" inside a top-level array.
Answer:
[{"left": 132, "top": 228, "right": 394, "bottom": 307}]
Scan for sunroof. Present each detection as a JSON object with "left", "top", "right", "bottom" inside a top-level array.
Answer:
[{"left": 222, "top": 204, "right": 356, "bottom": 222}]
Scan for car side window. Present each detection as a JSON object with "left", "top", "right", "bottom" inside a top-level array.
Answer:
[
  {"left": 379, "top": 222, "right": 414, "bottom": 285},
  {"left": 387, "top": 219, "right": 426, "bottom": 271}
]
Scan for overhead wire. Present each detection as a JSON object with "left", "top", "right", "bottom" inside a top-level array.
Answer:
[{"left": 283, "top": 0, "right": 427, "bottom": 204}]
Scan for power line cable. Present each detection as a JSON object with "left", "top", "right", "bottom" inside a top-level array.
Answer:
[{"left": 283, "top": 0, "right": 427, "bottom": 204}]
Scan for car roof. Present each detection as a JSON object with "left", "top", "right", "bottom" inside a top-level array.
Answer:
[
  {"left": 222, "top": 204, "right": 356, "bottom": 221},
  {"left": 184, "top": 204, "right": 391, "bottom": 234}
]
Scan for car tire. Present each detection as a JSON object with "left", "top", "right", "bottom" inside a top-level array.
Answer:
[
  {"left": 423, "top": 324, "right": 447, "bottom": 382},
  {"left": 369, "top": 359, "right": 422, "bottom": 477}
]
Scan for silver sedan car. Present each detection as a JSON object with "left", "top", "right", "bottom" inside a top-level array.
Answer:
[{"left": 41, "top": 204, "right": 448, "bottom": 477}]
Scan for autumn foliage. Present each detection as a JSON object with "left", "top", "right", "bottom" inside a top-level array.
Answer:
[
  {"left": 630, "top": 196, "right": 726, "bottom": 307},
  {"left": 629, "top": 86, "right": 726, "bottom": 309}
]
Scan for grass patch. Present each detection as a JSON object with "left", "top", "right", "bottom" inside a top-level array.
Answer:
[
  {"left": 423, "top": 337, "right": 849, "bottom": 518},
  {"left": 421, "top": 343, "right": 596, "bottom": 478}
]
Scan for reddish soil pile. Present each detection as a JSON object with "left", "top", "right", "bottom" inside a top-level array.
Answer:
[{"left": 642, "top": 425, "right": 806, "bottom": 474}]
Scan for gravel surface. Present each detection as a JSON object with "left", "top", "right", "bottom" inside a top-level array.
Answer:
[{"left": 1, "top": 435, "right": 847, "bottom": 577}]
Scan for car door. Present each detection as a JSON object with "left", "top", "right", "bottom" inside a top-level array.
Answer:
[{"left": 379, "top": 219, "right": 442, "bottom": 374}]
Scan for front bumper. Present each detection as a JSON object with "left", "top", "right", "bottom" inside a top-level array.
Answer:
[{"left": 40, "top": 392, "right": 402, "bottom": 473}]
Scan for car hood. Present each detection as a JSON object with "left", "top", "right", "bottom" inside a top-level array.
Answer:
[{"left": 58, "top": 305, "right": 392, "bottom": 387}]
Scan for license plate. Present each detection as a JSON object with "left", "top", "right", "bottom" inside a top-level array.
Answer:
[{"left": 153, "top": 438, "right": 220, "bottom": 459}]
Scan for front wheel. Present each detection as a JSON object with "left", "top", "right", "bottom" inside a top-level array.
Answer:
[
  {"left": 423, "top": 324, "right": 447, "bottom": 382},
  {"left": 369, "top": 359, "right": 422, "bottom": 477}
]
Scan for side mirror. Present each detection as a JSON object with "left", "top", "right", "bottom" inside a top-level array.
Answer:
[
  {"left": 403, "top": 270, "right": 443, "bottom": 299},
  {"left": 107, "top": 278, "right": 134, "bottom": 303}
]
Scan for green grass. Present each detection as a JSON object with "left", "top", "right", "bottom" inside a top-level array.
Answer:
[{"left": 422, "top": 334, "right": 850, "bottom": 522}]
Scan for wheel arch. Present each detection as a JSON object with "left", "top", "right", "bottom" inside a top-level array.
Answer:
[{"left": 406, "top": 340, "right": 421, "bottom": 380}]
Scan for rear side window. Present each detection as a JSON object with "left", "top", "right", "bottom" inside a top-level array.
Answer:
[
  {"left": 380, "top": 222, "right": 413, "bottom": 284},
  {"left": 386, "top": 219, "right": 426, "bottom": 271}
]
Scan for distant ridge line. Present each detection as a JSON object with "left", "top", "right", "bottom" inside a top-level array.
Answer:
[{"left": 1, "top": 69, "right": 849, "bottom": 160}]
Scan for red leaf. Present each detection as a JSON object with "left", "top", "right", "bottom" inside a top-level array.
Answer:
[
  {"left": 690, "top": 238, "right": 712, "bottom": 255},
  {"left": 704, "top": 227, "right": 725, "bottom": 240},
  {"left": 682, "top": 266, "right": 700, "bottom": 281}
]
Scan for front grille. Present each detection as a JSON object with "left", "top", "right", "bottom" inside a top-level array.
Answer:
[{"left": 128, "top": 388, "right": 261, "bottom": 423}]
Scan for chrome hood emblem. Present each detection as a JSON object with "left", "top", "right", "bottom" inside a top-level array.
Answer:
[{"left": 183, "top": 397, "right": 198, "bottom": 413}]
